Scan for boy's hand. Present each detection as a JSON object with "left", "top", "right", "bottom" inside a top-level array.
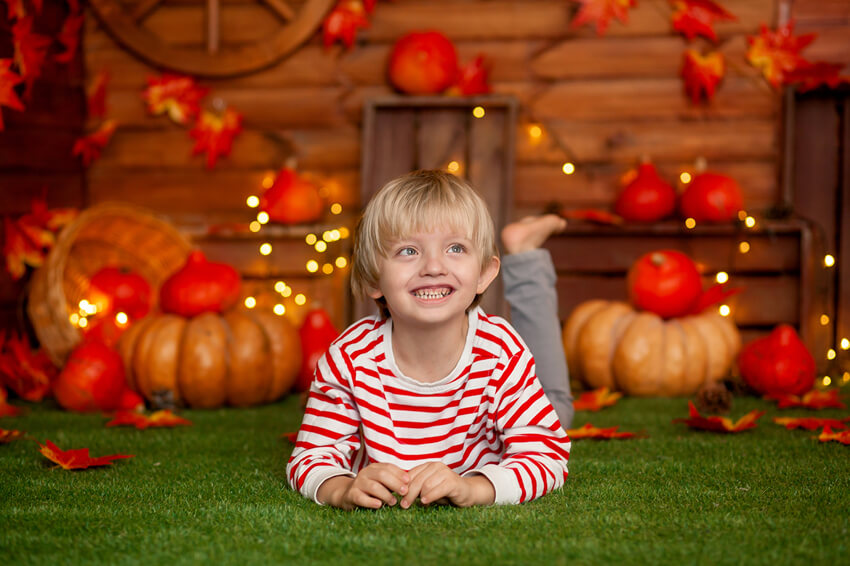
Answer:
[
  {"left": 401, "top": 462, "right": 495, "bottom": 508},
  {"left": 317, "top": 463, "right": 409, "bottom": 510}
]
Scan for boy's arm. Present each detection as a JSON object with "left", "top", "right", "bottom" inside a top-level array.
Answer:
[{"left": 469, "top": 350, "right": 571, "bottom": 505}]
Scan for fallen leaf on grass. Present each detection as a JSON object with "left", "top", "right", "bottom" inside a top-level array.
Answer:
[
  {"left": 0, "top": 428, "right": 25, "bottom": 444},
  {"left": 574, "top": 387, "right": 622, "bottom": 411},
  {"left": 773, "top": 417, "right": 850, "bottom": 431},
  {"left": 280, "top": 431, "right": 298, "bottom": 443},
  {"left": 105, "top": 410, "right": 192, "bottom": 430},
  {"left": 765, "top": 389, "right": 845, "bottom": 410},
  {"left": 565, "top": 423, "right": 645, "bottom": 440},
  {"left": 38, "top": 440, "right": 133, "bottom": 470},
  {"left": 818, "top": 426, "right": 850, "bottom": 446},
  {"left": 673, "top": 401, "right": 764, "bottom": 433}
]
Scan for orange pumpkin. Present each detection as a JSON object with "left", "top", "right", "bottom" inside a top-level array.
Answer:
[
  {"left": 563, "top": 300, "right": 741, "bottom": 397},
  {"left": 118, "top": 310, "right": 301, "bottom": 408}
]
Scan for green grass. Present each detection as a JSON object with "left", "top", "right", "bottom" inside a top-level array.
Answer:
[{"left": 1, "top": 395, "right": 848, "bottom": 566}]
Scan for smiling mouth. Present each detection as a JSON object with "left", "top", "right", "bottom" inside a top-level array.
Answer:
[{"left": 412, "top": 287, "right": 453, "bottom": 300}]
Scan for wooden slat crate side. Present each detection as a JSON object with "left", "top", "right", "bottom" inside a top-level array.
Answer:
[{"left": 415, "top": 109, "right": 469, "bottom": 171}]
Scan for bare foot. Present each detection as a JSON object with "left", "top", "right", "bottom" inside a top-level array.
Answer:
[{"left": 501, "top": 214, "right": 567, "bottom": 254}]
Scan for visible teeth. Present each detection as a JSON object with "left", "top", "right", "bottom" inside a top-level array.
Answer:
[{"left": 413, "top": 288, "right": 451, "bottom": 299}]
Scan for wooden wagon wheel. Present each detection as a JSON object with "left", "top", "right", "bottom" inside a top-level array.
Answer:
[{"left": 88, "top": 0, "right": 336, "bottom": 77}]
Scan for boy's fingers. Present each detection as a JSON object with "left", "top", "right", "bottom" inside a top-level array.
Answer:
[
  {"left": 362, "top": 480, "right": 399, "bottom": 507},
  {"left": 401, "top": 465, "right": 439, "bottom": 508}
]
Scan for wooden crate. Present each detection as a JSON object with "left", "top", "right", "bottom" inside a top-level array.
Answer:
[
  {"left": 544, "top": 218, "right": 832, "bottom": 370},
  {"left": 358, "top": 95, "right": 518, "bottom": 320}
]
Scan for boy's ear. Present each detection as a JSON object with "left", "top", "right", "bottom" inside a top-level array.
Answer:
[
  {"left": 367, "top": 286, "right": 384, "bottom": 300},
  {"left": 476, "top": 255, "right": 501, "bottom": 295}
]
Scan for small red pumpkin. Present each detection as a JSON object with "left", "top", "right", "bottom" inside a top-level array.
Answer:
[
  {"left": 679, "top": 171, "right": 744, "bottom": 222},
  {"left": 53, "top": 340, "right": 126, "bottom": 412},
  {"left": 738, "top": 324, "right": 816, "bottom": 396},
  {"left": 89, "top": 266, "right": 152, "bottom": 319},
  {"left": 627, "top": 250, "right": 703, "bottom": 319},
  {"left": 614, "top": 162, "right": 676, "bottom": 222},
  {"left": 159, "top": 250, "right": 241, "bottom": 318},
  {"left": 297, "top": 308, "right": 340, "bottom": 392},
  {"left": 387, "top": 31, "right": 459, "bottom": 95},
  {"left": 260, "top": 168, "right": 324, "bottom": 225}
]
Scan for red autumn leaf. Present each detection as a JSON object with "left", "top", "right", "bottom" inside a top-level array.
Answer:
[
  {"left": 670, "top": 0, "right": 736, "bottom": 42},
  {"left": 38, "top": 439, "right": 133, "bottom": 470},
  {"left": 105, "top": 410, "right": 192, "bottom": 430},
  {"left": 281, "top": 431, "right": 299, "bottom": 443},
  {"left": 0, "top": 59, "right": 26, "bottom": 130},
  {"left": 5, "top": 0, "right": 27, "bottom": 21},
  {"left": 765, "top": 389, "right": 845, "bottom": 410},
  {"left": 0, "top": 331, "right": 57, "bottom": 402},
  {"left": 142, "top": 74, "right": 208, "bottom": 125},
  {"left": 86, "top": 70, "right": 109, "bottom": 119},
  {"left": 673, "top": 401, "right": 764, "bottom": 433},
  {"left": 3, "top": 216, "right": 45, "bottom": 279},
  {"left": 818, "top": 426, "right": 850, "bottom": 446},
  {"left": 574, "top": 387, "right": 622, "bottom": 411},
  {"left": 322, "top": 0, "right": 370, "bottom": 48},
  {"left": 3, "top": 194, "right": 77, "bottom": 279},
  {"left": 784, "top": 60, "right": 850, "bottom": 93},
  {"left": 686, "top": 282, "right": 742, "bottom": 315},
  {"left": 0, "top": 428, "right": 25, "bottom": 444},
  {"left": 12, "top": 16, "right": 52, "bottom": 93},
  {"left": 72, "top": 119, "right": 117, "bottom": 166},
  {"left": 565, "top": 423, "right": 644, "bottom": 440},
  {"left": 561, "top": 208, "right": 623, "bottom": 225},
  {"left": 746, "top": 21, "right": 816, "bottom": 88},
  {"left": 681, "top": 49, "right": 725, "bottom": 105},
  {"left": 773, "top": 416, "right": 850, "bottom": 431},
  {"left": 570, "top": 0, "right": 637, "bottom": 36},
  {"left": 54, "top": 11, "right": 84, "bottom": 64},
  {"left": 189, "top": 108, "right": 243, "bottom": 169},
  {"left": 448, "top": 55, "right": 491, "bottom": 96}
]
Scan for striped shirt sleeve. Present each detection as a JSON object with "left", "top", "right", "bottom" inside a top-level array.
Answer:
[
  {"left": 466, "top": 348, "right": 571, "bottom": 505},
  {"left": 286, "top": 343, "right": 362, "bottom": 504}
]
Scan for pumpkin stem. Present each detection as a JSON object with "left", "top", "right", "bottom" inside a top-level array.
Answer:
[{"left": 650, "top": 252, "right": 666, "bottom": 266}]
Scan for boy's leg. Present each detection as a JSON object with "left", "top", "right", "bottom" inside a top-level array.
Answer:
[{"left": 501, "top": 225, "right": 574, "bottom": 428}]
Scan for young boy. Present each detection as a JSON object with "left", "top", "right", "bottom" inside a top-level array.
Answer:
[{"left": 286, "top": 170, "right": 571, "bottom": 510}]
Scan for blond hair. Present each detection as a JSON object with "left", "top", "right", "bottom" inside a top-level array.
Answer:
[{"left": 351, "top": 170, "right": 498, "bottom": 305}]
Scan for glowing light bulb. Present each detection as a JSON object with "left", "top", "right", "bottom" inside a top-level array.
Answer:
[
  {"left": 69, "top": 313, "right": 80, "bottom": 325},
  {"left": 315, "top": 241, "right": 328, "bottom": 253},
  {"left": 841, "top": 338, "right": 850, "bottom": 350},
  {"left": 306, "top": 234, "right": 317, "bottom": 245},
  {"left": 684, "top": 218, "right": 696, "bottom": 229},
  {"left": 330, "top": 203, "right": 343, "bottom": 215},
  {"left": 78, "top": 317, "right": 88, "bottom": 328},
  {"left": 294, "top": 294, "right": 306, "bottom": 306},
  {"left": 528, "top": 124, "right": 543, "bottom": 139},
  {"left": 273, "top": 304, "right": 285, "bottom": 316},
  {"left": 260, "top": 243, "right": 272, "bottom": 255},
  {"left": 820, "top": 314, "right": 830, "bottom": 326},
  {"left": 827, "top": 348, "right": 837, "bottom": 360},
  {"left": 843, "top": 372, "right": 850, "bottom": 383},
  {"left": 738, "top": 210, "right": 748, "bottom": 221},
  {"left": 322, "top": 263, "right": 334, "bottom": 275},
  {"left": 562, "top": 162, "right": 575, "bottom": 175},
  {"left": 339, "top": 227, "right": 350, "bottom": 239},
  {"left": 79, "top": 299, "right": 90, "bottom": 310},
  {"left": 244, "top": 297, "right": 256, "bottom": 309},
  {"left": 257, "top": 211, "right": 270, "bottom": 224},
  {"left": 715, "top": 272, "right": 729, "bottom": 284},
  {"left": 282, "top": 286, "right": 292, "bottom": 298},
  {"left": 825, "top": 254, "right": 835, "bottom": 267},
  {"left": 738, "top": 241, "right": 750, "bottom": 254},
  {"left": 306, "top": 260, "right": 319, "bottom": 273},
  {"left": 744, "top": 216, "right": 756, "bottom": 228},
  {"left": 275, "top": 281, "right": 286, "bottom": 293},
  {"left": 679, "top": 172, "right": 691, "bottom": 184},
  {"left": 823, "top": 376, "right": 832, "bottom": 387},
  {"left": 335, "top": 256, "right": 348, "bottom": 268},
  {"left": 447, "top": 161, "right": 460, "bottom": 173},
  {"left": 330, "top": 229, "right": 340, "bottom": 241},
  {"left": 246, "top": 195, "right": 260, "bottom": 208},
  {"left": 472, "top": 106, "right": 485, "bottom": 118},
  {"left": 262, "top": 173, "right": 275, "bottom": 189},
  {"left": 115, "top": 312, "right": 128, "bottom": 325},
  {"left": 249, "top": 221, "right": 261, "bottom": 233},
  {"left": 718, "top": 305, "right": 731, "bottom": 317}
]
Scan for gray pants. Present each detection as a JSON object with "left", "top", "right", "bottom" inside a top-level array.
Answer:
[{"left": 501, "top": 249, "right": 574, "bottom": 428}]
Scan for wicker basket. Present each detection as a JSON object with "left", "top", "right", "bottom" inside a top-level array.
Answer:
[{"left": 28, "top": 203, "right": 192, "bottom": 366}]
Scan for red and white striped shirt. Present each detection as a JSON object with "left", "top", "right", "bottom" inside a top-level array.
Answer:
[{"left": 286, "top": 307, "right": 571, "bottom": 505}]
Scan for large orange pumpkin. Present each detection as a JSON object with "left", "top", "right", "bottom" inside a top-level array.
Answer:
[
  {"left": 118, "top": 310, "right": 301, "bottom": 408},
  {"left": 563, "top": 300, "right": 741, "bottom": 397}
]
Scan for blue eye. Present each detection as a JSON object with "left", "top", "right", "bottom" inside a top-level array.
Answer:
[
  {"left": 397, "top": 247, "right": 417, "bottom": 256},
  {"left": 448, "top": 244, "right": 465, "bottom": 254}
]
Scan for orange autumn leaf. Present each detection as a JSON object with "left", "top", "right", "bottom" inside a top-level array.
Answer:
[
  {"left": 322, "top": 0, "right": 370, "bottom": 49},
  {"left": 281, "top": 431, "right": 299, "bottom": 443},
  {"left": 673, "top": 401, "right": 764, "bottom": 433},
  {"left": 574, "top": 387, "right": 622, "bottom": 411},
  {"left": 570, "top": 0, "right": 637, "bottom": 36},
  {"left": 12, "top": 15, "right": 52, "bottom": 93},
  {"left": 565, "top": 423, "right": 644, "bottom": 440},
  {"left": 105, "top": 410, "right": 192, "bottom": 430},
  {"left": 86, "top": 70, "right": 110, "bottom": 119},
  {"left": 773, "top": 416, "right": 850, "bottom": 431},
  {"left": 190, "top": 108, "right": 243, "bottom": 169},
  {"left": 784, "top": 60, "right": 850, "bottom": 92},
  {"left": 0, "top": 428, "right": 25, "bottom": 444},
  {"left": 765, "top": 389, "right": 845, "bottom": 410},
  {"left": 0, "top": 330, "right": 57, "bottom": 402},
  {"left": 670, "top": 0, "right": 736, "bottom": 42},
  {"left": 0, "top": 59, "right": 26, "bottom": 130},
  {"left": 746, "top": 21, "right": 816, "bottom": 88},
  {"left": 142, "top": 74, "right": 208, "bottom": 125},
  {"left": 818, "top": 426, "right": 850, "bottom": 446},
  {"left": 72, "top": 120, "right": 117, "bottom": 166},
  {"left": 681, "top": 49, "right": 725, "bottom": 104},
  {"left": 3, "top": 217, "right": 45, "bottom": 279},
  {"left": 449, "top": 55, "right": 492, "bottom": 96},
  {"left": 38, "top": 439, "right": 133, "bottom": 470},
  {"left": 54, "top": 10, "right": 84, "bottom": 64}
]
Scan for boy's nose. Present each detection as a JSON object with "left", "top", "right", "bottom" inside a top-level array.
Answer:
[{"left": 420, "top": 251, "right": 448, "bottom": 276}]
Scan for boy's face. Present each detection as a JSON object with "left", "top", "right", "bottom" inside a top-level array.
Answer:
[{"left": 368, "top": 226, "right": 499, "bottom": 330}]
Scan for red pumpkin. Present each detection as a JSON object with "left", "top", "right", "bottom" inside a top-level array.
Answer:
[
  {"left": 297, "top": 308, "right": 340, "bottom": 392},
  {"left": 387, "top": 31, "right": 459, "bottom": 95},
  {"left": 89, "top": 266, "right": 152, "bottom": 319},
  {"left": 53, "top": 340, "right": 126, "bottom": 412},
  {"left": 260, "top": 168, "right": 324, "bottom": 225},
  {"left": 159, "top": 250, "right": 241, "bottom": 317},
  {"left": 614, "top": 162, "right": 676, "bottom": 222},
  {"left": 738, "top": 324, "right": 815, "bottom": 396},
  {"left": 679, "top": 171, "right": 744, "bottom": 222},
  {"left": 627, "top": 250, "right": 703, "bottom": 319}
]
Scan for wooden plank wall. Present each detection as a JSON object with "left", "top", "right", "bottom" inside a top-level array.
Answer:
[{"left": 0, "top": 1, "right": 86, "bottom": 334}]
